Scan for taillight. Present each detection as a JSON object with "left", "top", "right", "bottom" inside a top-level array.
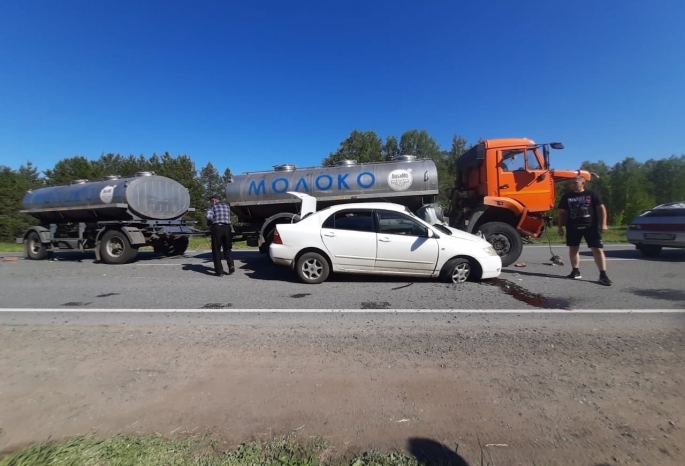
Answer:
[{"left": 273, "top": 229, "right": 283, "bottom": 244}]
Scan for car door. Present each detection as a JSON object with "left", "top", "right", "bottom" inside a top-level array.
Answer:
[
  {"left": 320, "top": 209, "right": 377, "bottom": 271},
  {"left": 497, "top": 148, "right": 553, "bottom": 211},
  {"left": 374, "top": 210, "right": 439, "bottom": 274}
]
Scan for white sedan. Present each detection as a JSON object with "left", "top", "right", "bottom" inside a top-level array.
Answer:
[{"left": 269, "top": 195, "right": 502, "bottom": 284}]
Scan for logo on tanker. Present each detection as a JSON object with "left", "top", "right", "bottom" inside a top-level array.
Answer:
[
  {"left": 99, "top": 185, "right": 115, "bottom": 204},
  {"left": 387, "top": 169, "right": 413, "bottom": 191}
]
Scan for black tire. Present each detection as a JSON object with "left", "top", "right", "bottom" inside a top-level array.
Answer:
[
  {"left": 100, "top": 230, "right": 136, "bottom": 264},
  {"left": 295, "top": 252, "right": 330, "bottom": 284},
  {"left": 441, "top": 258, "right": 472, "bottom": 284},
  {"left": 26, "top": 232, "right": 49, "bottom": 260},
  {"left": 478, "top": 222, "right": 522, "bottom": 267},
  {"left": 638, "top": 245, "right": 662, "bottom": 257},
  {"left": 164, "top": 237, "right": 189, "bottom": 256}
]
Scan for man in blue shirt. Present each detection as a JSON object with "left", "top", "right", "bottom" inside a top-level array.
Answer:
[{"left": 206, "top": 194, "right": 235, "bottom": 276}]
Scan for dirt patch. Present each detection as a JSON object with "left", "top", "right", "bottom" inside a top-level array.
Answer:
[{"left": 0, "top": 324, "right": 683, "bottom": 465}]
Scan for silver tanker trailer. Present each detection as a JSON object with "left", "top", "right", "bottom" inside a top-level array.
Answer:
[
  {"left": 225, "top": 156, "right": 445, "bottom": 253},
  {"left": 18, "top": 172, "right": 197, "bottom": 264}
]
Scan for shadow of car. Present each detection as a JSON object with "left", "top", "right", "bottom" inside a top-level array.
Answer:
[{"left": 626, "top": 201, "right": 685, "bottom": 256}]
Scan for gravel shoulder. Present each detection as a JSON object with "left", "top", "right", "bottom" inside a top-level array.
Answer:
[{"left": 1, "top": 314, "right": 683, "bottom": 465}]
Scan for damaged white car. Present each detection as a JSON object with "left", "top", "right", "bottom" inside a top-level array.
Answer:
[{"left": 269, "top": 193, "right": 502, "bottom": 284}]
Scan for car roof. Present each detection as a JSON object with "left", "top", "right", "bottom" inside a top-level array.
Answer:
[
  {"left": 318, "top": 202, "right": 407, "bottom": 214},
  {"left": 654, "top": 201, "right": 685, "bottom": 209}
]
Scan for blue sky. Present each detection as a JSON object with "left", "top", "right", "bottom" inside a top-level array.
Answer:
[{"left": 1, "top": 0, "right": 683, "bottom": 177}]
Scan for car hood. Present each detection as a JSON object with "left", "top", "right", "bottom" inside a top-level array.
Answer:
[{"left": 434, "top": 224, "right": 490, "bottom": 245}]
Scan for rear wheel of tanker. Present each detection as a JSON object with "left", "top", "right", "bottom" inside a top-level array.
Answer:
[
  {"left": 478, "top": 222, "right": 522, "bottom": 267},
  {"left": 164, "top": 237, "right": 189, "bottom": 256},
  {"left": 26, "top": 232, "right": 49, "bottom": 260},
  {"left": 100, "top": 230, "right": 136, "bottom": 264}
]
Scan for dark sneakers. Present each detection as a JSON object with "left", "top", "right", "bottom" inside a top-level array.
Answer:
[
  {"left": 598, "top": 274, "right": 612, "bottom": 286},
  {"left": 566, "top": 270, "right": 582, "bottom": 279}
]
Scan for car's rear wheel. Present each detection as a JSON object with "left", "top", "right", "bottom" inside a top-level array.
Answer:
[
  {"left": 295, "top": 252, "right": 330, "bottom": 284},
  {"left": 638, "top": 245, "right": 662, "bottom": 257},
  {"left": 441, "top": 258, "right": 472, "bottom": 284}
]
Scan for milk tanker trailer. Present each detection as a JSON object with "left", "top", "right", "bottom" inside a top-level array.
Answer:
[
  {"left": 19, "top": 172, "right": 197, "bottom": 264},
  {"left": 225, "top": 156, "right": 447, "bottom": 254}
]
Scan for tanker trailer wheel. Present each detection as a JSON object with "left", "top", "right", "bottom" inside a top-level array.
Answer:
[
  {"left": 100, "top": 230, "right": 136, "bottom": 264},
  {"left": 478, "top": 222, "right": 522, "bottom": 268},
  {"left": 26, "top": 232, "right": 49, "bottom": 260}
]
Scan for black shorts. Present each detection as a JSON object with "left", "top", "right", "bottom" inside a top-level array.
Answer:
[{"left": 566, "top": 225, "right": 603, "bottom": 248}]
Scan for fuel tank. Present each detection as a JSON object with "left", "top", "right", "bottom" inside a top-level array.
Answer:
[
  {"left": 21, "top": 173, "right": 191, "bottom": 223},
  {"left": 226, "top": 157, "right": 439, "bottom": 222}
]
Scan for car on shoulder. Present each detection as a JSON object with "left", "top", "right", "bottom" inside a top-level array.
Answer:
[
  {"left": 626, "top": 201, "right": 685, "bottom": 256},
  {"left": 269, "top": 195, "right": 502, "bottom": 284}
]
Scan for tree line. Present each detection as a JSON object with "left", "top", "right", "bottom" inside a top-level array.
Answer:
[{"left": 1, "top": 131, "right": 683, "bottom": 242}]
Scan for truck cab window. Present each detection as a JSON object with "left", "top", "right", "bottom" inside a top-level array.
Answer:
[
  {"left": 527, "top": 149, "right": 542, "bottom": 170},
  {"left": 500, "top": 150, "right": 526, "bottom": 171}
]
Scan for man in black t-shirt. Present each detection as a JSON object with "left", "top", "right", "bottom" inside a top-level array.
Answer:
[{"left": 557, "top": 176, "right": 612, "bottom": 286}]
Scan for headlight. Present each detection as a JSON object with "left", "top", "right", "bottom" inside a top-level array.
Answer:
[{"left": 484, "top": 246, "right": 498, "bottom": 256}]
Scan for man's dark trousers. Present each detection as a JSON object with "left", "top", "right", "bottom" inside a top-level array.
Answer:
[{"left": 210, "top": 223, "right": 234, "bottom": 275}]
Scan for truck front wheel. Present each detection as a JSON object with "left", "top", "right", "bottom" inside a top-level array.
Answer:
[
  {"left": 26, "top": 232, "right": 49, "bottom": 260},
  {"left": 100, "top": 230, "right": 137, "bottom": 264},
  {"left": 478, "top": 222, "right": 523, "bottom": 267}
]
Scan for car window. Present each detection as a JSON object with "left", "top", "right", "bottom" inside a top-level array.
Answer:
[
  {"left": 500, "top": 150, "right": 526, "bottom": 171},
  {"left": 526, "top": 149, "right": 542, "bottom": 170},
  {"left": 377, "top": 210, "right": 428, "bottom": 237},
  {"left": 323, "top": 210, "right": 375, "bottom": 232}
]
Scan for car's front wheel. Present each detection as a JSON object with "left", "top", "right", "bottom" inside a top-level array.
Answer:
[
  {"left": 295, "top": 252, "right": 330, "bottom": 284},
  {"left": 441, "top": 257, "right": 472, "bottom": 283}
]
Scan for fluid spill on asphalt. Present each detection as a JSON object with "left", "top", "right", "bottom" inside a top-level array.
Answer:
[
  {"left": 96, "top": 293, "right": 120, "bottom": 298},
  {"left": 485, "top": 278, "right": 572, "bottom": 310},
  {"left": 61, "top": 302, "right": 92, "bottom": 307},
  {"left": 391, "top": 283, "right": 413, "bottom": 290},
  {"left": 201, "top": 303, "right": 233, "bottom": 309},
  {"left": 361, "top": 301, "right": 392, "bottom": 309},
  {"left": 291, "top": 293, "right": 311, "bottom": 298}
]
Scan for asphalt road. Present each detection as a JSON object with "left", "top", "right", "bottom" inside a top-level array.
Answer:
[{"left": 1, "top": 244, "right": 684, "bottom": 310}]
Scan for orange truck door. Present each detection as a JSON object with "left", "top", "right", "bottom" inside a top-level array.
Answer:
[{"left": 497, "top": 148, "right": 553, "bottom": 212}]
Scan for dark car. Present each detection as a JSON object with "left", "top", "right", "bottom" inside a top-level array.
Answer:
[{"left": 626, "top": 201, "right": 685, "bottom": 256}]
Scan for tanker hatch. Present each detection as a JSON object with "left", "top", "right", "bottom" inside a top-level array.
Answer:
[
  {"left": 392, "top": 155, "right": 417, "bottom": 162},
  {"left": 334, "top": 160, "right": 358, "bottom": 167},
  {"left": 274, "top": 164, "right": 297, "bottom": 172}
]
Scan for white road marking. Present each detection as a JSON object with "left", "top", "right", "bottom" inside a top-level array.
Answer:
[{"left": 0, "top": 308, "right": 682, "bottom": 313}]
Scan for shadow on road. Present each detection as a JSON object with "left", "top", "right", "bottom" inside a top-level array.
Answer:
[
  {"left": 407, "top": 437, "right": 469, "bottom": 466},
  {"left": 181, "top": 263, "right": 216, "bottom": 276},
  {"left": 628, "top": 288, "right": 685, "bottom": 304}
]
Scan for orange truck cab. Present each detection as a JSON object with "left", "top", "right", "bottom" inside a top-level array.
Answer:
[{"left": 447, "top": 138, "right": 590, "bottom": 266}]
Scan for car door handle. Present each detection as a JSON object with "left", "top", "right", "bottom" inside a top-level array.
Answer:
[
  {"left": 499, "top": 184, "right": 509, "bottom": 189},
  {"left": 378, "top": 237, "right": 391, "bottom": 242},
  {"left": 323, "top": 232, "right": 336, "bottom": 237}
]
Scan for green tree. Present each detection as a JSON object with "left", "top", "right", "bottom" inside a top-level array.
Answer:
[
  {"left": 43, "top": 156, "right": 103, "bottom": 184},
  {"left": 322, "top": 130, "right": 384, "bottom": 166},
  {"left": 0, "top": 163, "right": 44, "bottom": 241},
  {"left": 382, "top": 135, "right": 399, "bottom": 160},
  {"left": 643, "top": 155, "right": 685, "bottom": 206},
  {"left": 609, "top": 158, "right": 655, "bottom": 225}
]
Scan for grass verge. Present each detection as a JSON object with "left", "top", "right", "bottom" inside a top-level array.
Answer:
[{"left": 0, "top": 433, "right": 425, "bottom": 466}]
